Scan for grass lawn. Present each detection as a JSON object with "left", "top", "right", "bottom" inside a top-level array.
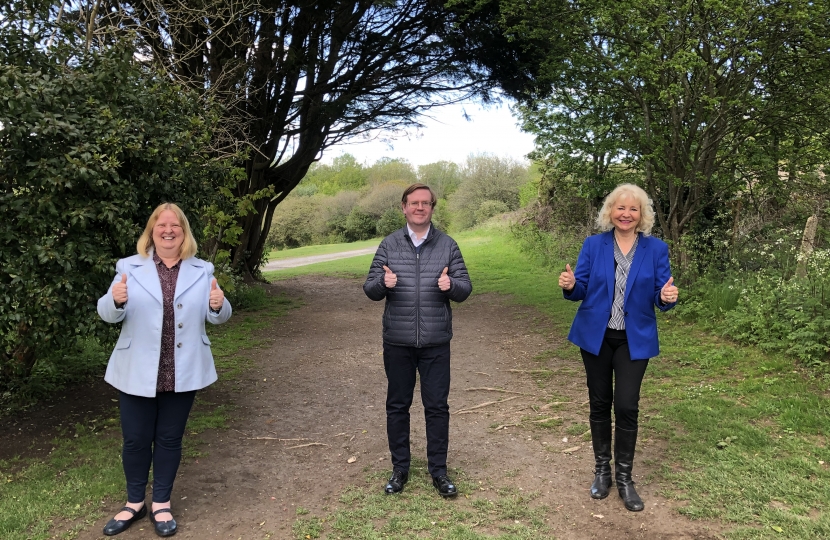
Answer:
[
  {"left": 266, "top": 238, "right": 381, "bottom": 261},
  {"left": 267, "top": 224, "right": 830, "bottom": 540}
]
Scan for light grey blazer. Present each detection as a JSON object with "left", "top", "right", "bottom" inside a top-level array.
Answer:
[{"left": 97, "top": 253, "right": 232, "bottom": 397}]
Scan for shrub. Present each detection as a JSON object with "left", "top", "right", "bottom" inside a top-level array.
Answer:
[
  {"left": 376, "top": 207, "right": 406, "bottom": 237},
  {"left": 344, "top": 207, "right": 378, "bottom": 242},
  {"left": 448, "top": 154, "right": 529, "bottom": 230},
  {"left": 266, "top": 196, "right": 319, "bottom": 249},
  {"left": 475, "top": 200, "right": 510, "bottom": 223}
]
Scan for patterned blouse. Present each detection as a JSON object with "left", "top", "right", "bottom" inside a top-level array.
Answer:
[
  {"left": 607, "top": 233, "right": 639, "bottom": 330},
  {"left": 153, "top": 252, "right": 181, "bottom": 392}
]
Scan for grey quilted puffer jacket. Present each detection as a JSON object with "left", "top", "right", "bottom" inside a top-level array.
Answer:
[{"left": 363, "top": 226, "right": 472, "bottom": 347}]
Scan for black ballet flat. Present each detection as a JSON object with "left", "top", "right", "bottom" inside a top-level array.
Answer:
[
  {"left": 103, "top": 504, "right": 147, "bottom": 536},
  {"left": 150, "top": 507, "right": 178, "bottom": 537}
]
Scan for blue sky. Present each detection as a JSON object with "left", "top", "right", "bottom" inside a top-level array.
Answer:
[{"left": 321, "top": 99, "right": 536, "bottom": 167}]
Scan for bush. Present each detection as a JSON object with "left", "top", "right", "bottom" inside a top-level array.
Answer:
[
  {"left": 475, "top": 200, "right": 510, "bottom": 223},
  {"left": 376, "top": 207, "right": 406, "bottom": 237},
  {"left": 0, "top": 19, "right": 220, "bottom": 388},
  {"left": 344, "top": 207, "right": 377, "bottom": 242},
  {"left": 448, "top": 154, "right": 529, "bottom": 230},
  {"left": 266, "top": 196, "right": 319, "bottom": 249}
]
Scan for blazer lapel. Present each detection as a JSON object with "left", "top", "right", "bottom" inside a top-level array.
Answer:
[
  {"left": 624, "top": 233, "right": 648, "bottom": 307},
  {"left": 603, "top": 231, "right": 615, "bottom": 305},
  {"left": 129, "top": 257, "right": 163, "bottom": 304},
  {"left": 175, "top": 259, "right": 203, "bottom": 301}
]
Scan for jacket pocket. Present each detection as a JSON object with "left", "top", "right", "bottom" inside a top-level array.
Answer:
[
  {"left": 115, "top": 337, "right": 132, "bottom": 350},
  {"left": 201, "top": 335, "right": 212, "bottom": 345}
]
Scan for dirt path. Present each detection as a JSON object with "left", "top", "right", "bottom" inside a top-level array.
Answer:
[
  {"left": 261, "top": 247, "right": 378, "bottom": 271},
  {"left": 74, "top": 275, "right": 720, "bottom": 540}
]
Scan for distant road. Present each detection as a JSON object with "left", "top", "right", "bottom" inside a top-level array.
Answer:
[{"left": 261, "top": 246, "right": 378, "bottom": 271}]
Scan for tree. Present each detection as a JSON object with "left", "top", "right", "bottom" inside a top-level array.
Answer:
[
  {"left": 68, "top": 0, "right": 496, "bottom": 278},
  {"left": 418, "top": 161, "right": 462, "bottom": 200},
  {"left": 484, "top": 0, "right": 830, "bottom": 246},
  {"left": 0, "top": 5, "right": 221, "bottom": 383},
  {"left": 448, "top": 154, "right": 528, "bottom": 230}
]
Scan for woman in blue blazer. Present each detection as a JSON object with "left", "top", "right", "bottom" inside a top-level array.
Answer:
[
  {"left": 559, "top": 184, "right": 678, "bottom": 512},
  {"left": 97, "top": 203, "right": 232, "bottom": 537}
]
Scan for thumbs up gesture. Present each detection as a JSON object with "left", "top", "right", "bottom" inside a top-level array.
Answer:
[
  {"left": 209, "top": 278, "right": 225, "bottom": 310},
  {"left": 660, "top": 276, "right": 678, "bottom": 304},
  {"left": 558, "top": 264, "right": 575, "bottom": 291},
  {"left": 438, "top": 267, "right": 451, "bottom": 291},
  {"left": 112, "top": 274, "right": 128, "bottom": 305},
  {"left": 383, "top": 265, "right": 397, "bottom": 288}
]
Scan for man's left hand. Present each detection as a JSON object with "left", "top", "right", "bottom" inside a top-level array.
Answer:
[{"left": 438, "top": 267, "right": 451, "bottom": 291}]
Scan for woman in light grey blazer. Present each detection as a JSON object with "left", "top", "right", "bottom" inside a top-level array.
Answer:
[{"left": 97, "top": 203, "right": 231, "bottom": 537}]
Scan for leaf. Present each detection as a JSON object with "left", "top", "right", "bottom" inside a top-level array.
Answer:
[
  {"left": 347, "top": 456, "right": 357, "bottom": 463},
  {"left": 771, "top": 525, "right": 783, "bottom": 533}
]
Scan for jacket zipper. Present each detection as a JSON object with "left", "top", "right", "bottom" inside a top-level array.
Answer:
[{"left": 415, "top": 251, "right": 420, "bottom": 347}]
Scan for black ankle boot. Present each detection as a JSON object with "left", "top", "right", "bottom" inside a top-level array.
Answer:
[
  {"left": 615, "top": 426, "right": 644, "bottom": 512},
  {"left": 589, "top": 420, "right": 612, "bottom": 499}
]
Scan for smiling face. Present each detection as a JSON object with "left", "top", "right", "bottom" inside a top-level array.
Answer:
[
  {"left": 152, "top": 209, "right": 185, "bottom": 258},
  {"left": 401, "top": 188, "right": 434, "bottom": 231},
  {"left": 610, "top": 194, "right": 641, "bottom": 234}
]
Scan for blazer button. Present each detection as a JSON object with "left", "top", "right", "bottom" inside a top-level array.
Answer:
[
  {"left": 178, "top": 323, "right": 183, "bottom": 329},
  {"left": 177, "top": 303, "right": 183, "bottom": 309},
  {"left": 176, "top": 342, "right": 182, "bottom": 348}
]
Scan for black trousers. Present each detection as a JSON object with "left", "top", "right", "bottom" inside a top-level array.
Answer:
[
  {"left": 383, "top": 342, "right": 451, "bottom": 477},
  {"left": 580, "top": 329, "right": 648, "bottom": 431},
  {"left": 119, "top": 390, "right": 196, "bottom": 503}
]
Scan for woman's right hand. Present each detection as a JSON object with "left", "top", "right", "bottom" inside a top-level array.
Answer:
[
  {"left": 112, "top": 274, "right": 128, "bottom": 305},
  {"left": 558, "top": 264, "right": 575, "bottom": 291}
]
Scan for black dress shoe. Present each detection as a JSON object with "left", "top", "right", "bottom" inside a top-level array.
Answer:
[
  {"left": 385, "top": 470, "right": 409, "bottom": 494},
  {"left": 150, "top": 508, "right": 178, "bottom": 537},
  {"left": 432, "top": 474, "right": 458, "bottom": 497},
  {"left": 103, "top": 504, "right": 147, "bottom": 536}
]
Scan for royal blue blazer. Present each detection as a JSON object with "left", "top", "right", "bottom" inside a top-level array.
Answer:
[{"left": 563, "top": 230, "right": 675, "bottom": 360}]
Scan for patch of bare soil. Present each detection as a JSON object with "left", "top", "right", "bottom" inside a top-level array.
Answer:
[{"left": 61, "top": 275, "right": 721, "bottom": 539}]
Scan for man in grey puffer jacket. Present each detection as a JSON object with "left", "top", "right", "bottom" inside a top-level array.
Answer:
[{"left": 363, "top": 183, "right": 472, "bottom": 498}]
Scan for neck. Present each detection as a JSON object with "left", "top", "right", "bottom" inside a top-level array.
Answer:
[
  {"left": 614, "top": 228, "right": 637, "bottom": 243},
  {"left": 156, "top": 249, "right": 181, "bottom": 267},
  {"left": 408, "top": 222, "right": 430, "bottom": 237}
]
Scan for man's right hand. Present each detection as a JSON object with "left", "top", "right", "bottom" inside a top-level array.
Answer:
[
  {"left": 383, "top": 265, "right": 397, "bottom": 288},
  {"left": 558, "top": 264, "right": 575, "bottom": 291},
  {"left": 113, "top": 273, "right": 128, "bottom": 305}
]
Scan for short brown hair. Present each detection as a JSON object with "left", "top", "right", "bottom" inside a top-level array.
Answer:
[
  {"left": 137, "top": 203, "right": 198, "bottom": 259},
  {"left": 401, "top": 183, "right": 436, "bottom": 206}
]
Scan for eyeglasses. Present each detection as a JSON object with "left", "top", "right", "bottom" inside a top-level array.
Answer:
[{"left": 406, "top": 201, "right": 433, "bottom": 208}]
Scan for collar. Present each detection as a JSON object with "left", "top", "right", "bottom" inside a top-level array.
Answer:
[{"left": 406, "top": 223, "right": 431, "bottom": 242}]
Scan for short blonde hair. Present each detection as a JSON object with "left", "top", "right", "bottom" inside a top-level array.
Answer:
[
  {"left": 595, "top": 184, "right": 655, "bottom": 235},
  {"left": 137, "top": 203, "right": 198, "bottom": 259}
]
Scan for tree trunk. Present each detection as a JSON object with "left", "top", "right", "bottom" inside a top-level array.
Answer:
[{"left": 795, "top": 215, "right": 819, "bottom": 279}]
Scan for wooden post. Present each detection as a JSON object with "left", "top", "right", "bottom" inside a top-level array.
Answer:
[{"left": 796, "top": 215, "right": 819, "bottom": 279}]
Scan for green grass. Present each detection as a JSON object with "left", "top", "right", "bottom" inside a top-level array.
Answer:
[
  {"left": 274, "top": 224, "right": 830, "bottom": 539},
  {"left": 291, "top": 460, "right": 552, "bottom": 540},
  {"left": 0, "top": 285, "right": 296, "bottom": 540},
  {"left": 267, "top": 238, "right": 380, "bottom": 261}
]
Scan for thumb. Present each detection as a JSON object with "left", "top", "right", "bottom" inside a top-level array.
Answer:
[
  {"left": 383, "top": 265, "right": 392, "bottom": 274},
  {"left": 120, "top": 273, "right": 128, "bottom": 283},
  {"left": 664, "top": 276, "right": 674, "bottom": 288},
  {"left": 441, "top": 267, "right": 448, "bottom": 276},
  {"left": 211, "top": 278, "right": 218, "bottom": 291},
  {"left": 566, "top": 264, "right": 573, "bottom": 274}
]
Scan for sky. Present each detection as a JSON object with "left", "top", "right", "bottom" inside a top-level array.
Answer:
[{"left": 320, "top": 99, "right": 537, "bottom": 167}]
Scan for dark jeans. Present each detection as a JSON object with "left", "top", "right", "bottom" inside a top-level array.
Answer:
[
  {"left": 580, "top": 329, "right": 649, "bottom": 431},
  {"left": 383, "top": 342, "right": 451, "bottom": 477},
  {"left": 119, "top": 390, "right": 196, "bottom": 503}
]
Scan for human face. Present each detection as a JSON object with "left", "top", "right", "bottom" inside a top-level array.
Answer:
[
  {"left": 610, "top": 195, "right": 641, "bottom": 234},
  {"left": 152, "top": 209, "right": 185, "bottom": 258},
  {"left": 401, "top": 188, "right": 434, "bottom": 231}
]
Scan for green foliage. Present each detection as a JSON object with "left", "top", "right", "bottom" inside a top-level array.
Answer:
[
  {"left": 448, "top": 154, "right": 529, "bottom": 231},
  {"left": 0, "top": 13, "right": 221, "bottom": 388},
  {"left": 376, "top": 207, "right": 407, "bottom": 237},
  {"left": 343, "top": 207, "right": 377, "bottom": 242},
  {"left": 264, "top": 196, "right": 319, "bottom": 249},
  {"left": 301, "top": 154, "right": 368, "bottom": 195},
  {"left": 366, "top": 157, "right": 417, "bottom": 186},
  {"left": 475, "top": 200, "right": 510, "bottom": 223},
  {"left": 417, "top": 161, "right": 462, "bottom": 199}
]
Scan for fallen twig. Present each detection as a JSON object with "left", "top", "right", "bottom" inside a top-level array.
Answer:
[
  {"left": 539, "top": 401, "right": 573, "bottom": 409},
  {"left": 465, "top": 387, "right": 530, "bottom": 396},
  {"left": 244, "top": 437, "right": 310, "bottom": 442},
  {"left": 508, "top": 369, "right": 557, "bottom": 374},
  {"left": 286, "top": 442, "right": 329, "bottom": 449},
  {"left": 493, "top": 423, "right": 519, "bottom": 430},
  {"left": 455, "top": 396, "right": 520, "bottom": 414}
]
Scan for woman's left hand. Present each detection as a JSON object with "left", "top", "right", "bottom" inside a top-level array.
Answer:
[
  {"left": 660, "top": 276, "right": 678, "bottom": 303},
  {"left": 209, "top": 278, "right": 225, "bottom": 310}
]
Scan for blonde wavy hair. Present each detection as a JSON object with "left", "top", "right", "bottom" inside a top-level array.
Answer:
[
  {"left": 137, "top": 203, "right": 198, "bottom": 259},
  {"left": 595, "top": 184, "right": 655, "bottom": 235}
]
